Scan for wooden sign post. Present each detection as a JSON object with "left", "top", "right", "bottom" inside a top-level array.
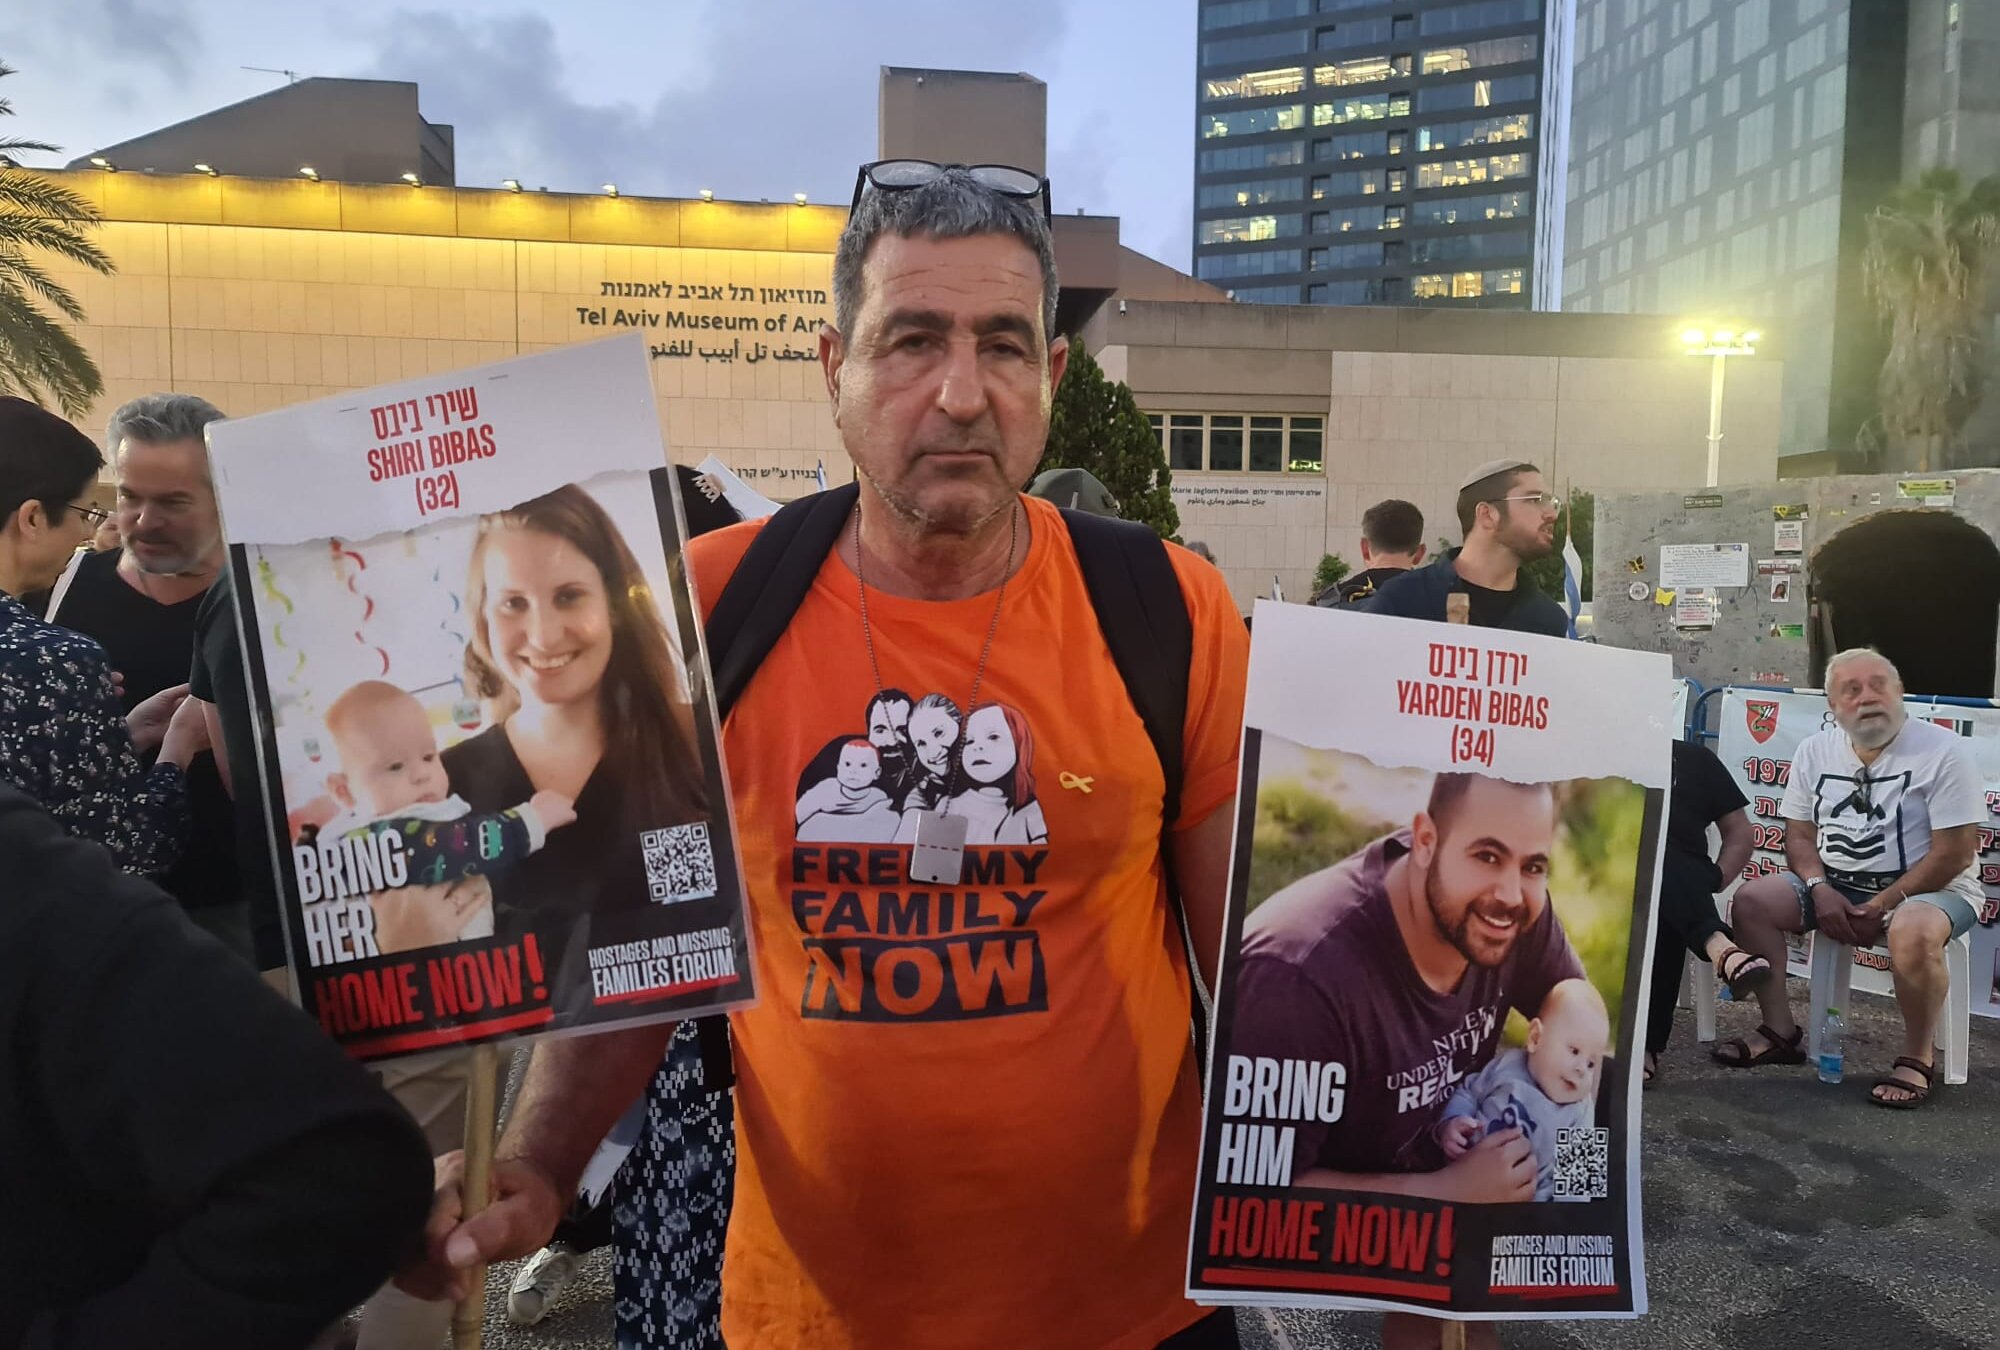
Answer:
[{"left": 451, "top": 1043, "right": 502, "bottom": 1350}]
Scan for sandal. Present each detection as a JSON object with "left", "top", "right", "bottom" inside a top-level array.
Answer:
[
  {"left": 1715, "top": 946, "right": 1775, "bottom": 999},
  {"left": 1711, "top": 1023, "right": 1806, "bottom": 1068},
  {"left": 1870, "top": 1056, "right": 1936, "bottom": 1109},
  {"left": 1643, "top": 1052, "right": 1659, "bottom": 1088}
]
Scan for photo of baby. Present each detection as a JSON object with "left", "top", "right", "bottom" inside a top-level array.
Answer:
[
  {"left": 298, "top": 678, "right": 577, "bottom": 962},
  {"left": 797, "top": 739, "right": 900, "bottom": 842},
  {"left": 1434, "top": 977, "right": 1608, "bottom": 1202}
]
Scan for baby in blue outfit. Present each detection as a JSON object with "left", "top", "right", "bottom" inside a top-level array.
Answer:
[{"left": 1434, "top": 977, "right": 1609, "bottom": 1201}]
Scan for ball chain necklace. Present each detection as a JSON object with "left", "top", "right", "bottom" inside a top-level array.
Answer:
[{"left": 852, "top": 499, "right": 1019, "bottom": 884}]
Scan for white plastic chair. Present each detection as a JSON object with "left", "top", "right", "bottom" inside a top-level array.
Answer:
[{"left": 1807, "top": 932, "right": 1971, "bottom": 1086}]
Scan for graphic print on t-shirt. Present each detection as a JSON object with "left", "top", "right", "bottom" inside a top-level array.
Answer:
[
  {"left": 792, "top": 691, "right": 1049, "bottom": 847},
  {"left": 1811, "top": 768, "right": 1913, "bottom": 876},
  {"left": 791, "top": 689, "right": 1052, "bottom": 1022}
]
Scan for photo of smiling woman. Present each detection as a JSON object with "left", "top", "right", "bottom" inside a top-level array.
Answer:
[{"left": 443, "top": 483, "right": 708, "bottom": 969}]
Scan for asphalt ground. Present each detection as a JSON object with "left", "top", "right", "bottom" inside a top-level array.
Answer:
[{"left": 459, "top": 977, "right": 1999, "bottom": 1349}]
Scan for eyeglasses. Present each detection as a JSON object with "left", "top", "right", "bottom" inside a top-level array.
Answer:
[
  {"left": 68, "top": 502, "right": 112, "bottom": 526},
  {"left": 850, "top": 159, "right": 1054, "bottom": 224},
  {"left": 1490, "top": 493, "right": 1562, "bottom": 513}
]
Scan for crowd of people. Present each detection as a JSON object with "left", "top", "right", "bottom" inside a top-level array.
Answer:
[{"left": 1, "top": 161, "right": 1979, "bottom": 1350}]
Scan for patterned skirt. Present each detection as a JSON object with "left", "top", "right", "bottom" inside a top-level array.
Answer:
[{"left": 612, "top": 1021, "right": 735, "bottom": 1349}]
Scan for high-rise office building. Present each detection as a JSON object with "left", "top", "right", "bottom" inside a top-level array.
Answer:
[
  {"left": 1192, "top": 0, "right": 1563, "bottom": 310},
  {"left": 1560, "top": 1, "right": 2000, "bottom": 468}
]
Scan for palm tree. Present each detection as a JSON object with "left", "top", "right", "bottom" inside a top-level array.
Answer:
[
  {"left": 0, "top": 62, "right": 114, "bottom": 417},
  {"left": 1859, "top": 167, "right": 2000, "bottom": 471}
]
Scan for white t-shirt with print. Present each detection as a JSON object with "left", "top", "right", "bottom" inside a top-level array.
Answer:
[{"left": 1780, "top": 716, "right": 1985, "bottom": 906}]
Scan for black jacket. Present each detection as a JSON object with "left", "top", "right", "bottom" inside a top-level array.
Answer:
[
  {"left": 1356, "top": 549, "right": 1570, "bottom": 636},
  {"left": 0, "top": 788, "right": 433, "bottom": 1350}
]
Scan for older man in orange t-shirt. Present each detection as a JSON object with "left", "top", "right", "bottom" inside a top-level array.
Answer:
[{"left": 408, "top": 164, "right": 1249, "bottom": 1348}]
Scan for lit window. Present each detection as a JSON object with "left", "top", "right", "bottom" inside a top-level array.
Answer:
[
  {"left": 1203, "top": 105, "right": 1308, "bottom": 138},
  {"left": 1313, "top": 54, "right": 1412, "bottom": 87},
  {"left": 1197, "top": 214, "right": 1303, "bottom": 245},
  {"left": 1204, "top": 67, "right": 1308, "bottom": 101}
]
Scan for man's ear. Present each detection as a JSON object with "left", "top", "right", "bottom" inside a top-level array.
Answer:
[
  {"left": 1048, "top": 332, "right": 1070, "bottom": 393},
  {"left": 325, "top": 771, "right": 355, "bottom": 810},
  {"left": 819, "top": 322, "right": 844, "bottom": 421},
  {"left": 1410, "top": 810, "right": 1438, "bottom": 868},
  {"left": 1360, "top": 538, "right": 1376, "bottom": 565},
  {"left": 1412, "top": 542, "right": 1428, "bottom": 565}
]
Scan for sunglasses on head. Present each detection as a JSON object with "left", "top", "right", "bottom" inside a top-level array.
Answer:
[{"left": 850, "top": 159, "right": 1054, "bottom": 224}]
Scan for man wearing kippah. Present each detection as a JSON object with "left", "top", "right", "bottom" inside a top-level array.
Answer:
[{"left": 1357, "top": 458, "right": 1567, "bottom": 636}]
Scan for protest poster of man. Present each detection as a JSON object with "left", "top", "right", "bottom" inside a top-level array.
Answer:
[
  {"left": 1189, "top": 602, "right": 1670, "bottom": 1321},
  {"left": 206, "top": 335, "right": 752, "bottom": 1061}
]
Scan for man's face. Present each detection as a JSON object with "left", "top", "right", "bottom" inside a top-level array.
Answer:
[
  {"left": 1489, "top": 470, "right": 1556, "bottom": 562},
  {"left": 868, "top": 697, "right": 912, "bottom": 753},
  {"left": 1414, "top": 779, "right": 1556, "bottom": 967},
  {"left": 822, "top": 231, "right": 1069, "bottom": 536},
  {"left": 1828, "top": 655, "right": 1906, "bottom": 750},
  {"left": 115, "top": 438, "right": 222, "bottom": 575}
]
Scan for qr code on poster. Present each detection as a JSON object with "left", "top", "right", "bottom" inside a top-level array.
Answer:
[
  {"left": 1553, "top": 1126, "right": 1610, "bottom": 1200},
  {"left": 641, "top": 823, "right": 717, "bottom": 903}
]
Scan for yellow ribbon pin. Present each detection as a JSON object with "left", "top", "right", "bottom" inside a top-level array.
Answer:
[{"left": 1059, "top": 771, "right": 1095, "bottom": 794}]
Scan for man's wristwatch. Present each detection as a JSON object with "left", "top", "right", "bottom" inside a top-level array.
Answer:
[{"left": 1803, "top": 875, "right": 1828, "bottom": 893}]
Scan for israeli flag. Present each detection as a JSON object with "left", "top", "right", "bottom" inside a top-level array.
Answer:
[
  {"left": 1561, "top": 534, "right": 1584, "bottom": 640},
  {"left": 814, "top": 458, "right": 828, "bottom": 491}
]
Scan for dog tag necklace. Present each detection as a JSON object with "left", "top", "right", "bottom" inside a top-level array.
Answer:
[{"left": 854, "top": 500, "right": 1018, "bottom": 885}]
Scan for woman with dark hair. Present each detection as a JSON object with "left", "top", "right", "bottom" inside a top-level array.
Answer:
[{"left": 437, "top": 484, "right": 707, "bottom": 947}]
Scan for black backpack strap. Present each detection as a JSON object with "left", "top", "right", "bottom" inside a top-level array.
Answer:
[
  {"left": 693, "top": 482, "right": 858, "bottom": 1093},
  {"left": 706, "top": 481, "right": 861, "bottom": 719},
  {"left": 1059, "top": 510, "right": 1208, "bottom": 1078},
  {"left": 1061, "top": 511, "right": 1191, "bottom": 823}
]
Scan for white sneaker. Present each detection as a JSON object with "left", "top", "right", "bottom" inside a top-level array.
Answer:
[{"left": 506, "top": 1244, "right": 580, "bottom": 1326}]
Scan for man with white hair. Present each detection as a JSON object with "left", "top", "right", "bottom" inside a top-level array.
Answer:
[{"left": 1715, "top": 649, "right": 1983, "bottom": 1108}]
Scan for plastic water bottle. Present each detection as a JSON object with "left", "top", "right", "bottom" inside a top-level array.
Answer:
[{"left": 1817, "top": 1007, "right": 1845, "bottom": 1084}]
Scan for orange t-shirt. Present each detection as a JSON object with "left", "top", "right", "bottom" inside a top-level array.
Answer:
[{"left": 687, "top": 494, "right": 1248, "bottom": 1350}]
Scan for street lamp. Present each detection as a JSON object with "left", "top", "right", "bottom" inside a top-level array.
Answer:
[{"left": 1681, "top": 325, "right": 1761, "bottom": 487}]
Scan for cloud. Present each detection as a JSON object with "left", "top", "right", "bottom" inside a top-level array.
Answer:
[
  {"left": 358, "top": 4, "right": 1069, "bottom": 202},
  {"left": 21, "top": 0, "right": 204, "bottom": 82}
]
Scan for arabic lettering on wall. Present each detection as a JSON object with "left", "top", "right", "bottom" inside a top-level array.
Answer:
[{"left": 578, "top": 280, "right": 833, "bottom": 364}]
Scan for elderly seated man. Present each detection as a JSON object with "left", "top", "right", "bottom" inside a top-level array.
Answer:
[{"left": 1713, "top": 648, "right": 1982, "bottom": 1108}]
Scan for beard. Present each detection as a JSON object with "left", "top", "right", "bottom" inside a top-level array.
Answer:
[
  {"left": 1840, "top": 706, "right": 1905, "bottom": 750},
  {"left": 125, "top": 534, "right": 214, "bottom": 576},
  {"left": 1426, "top": 867, "right": 1528, "bottom": 967},
  {"left": 1500, "top": 519, "right": 1555, "bottom": 563}
]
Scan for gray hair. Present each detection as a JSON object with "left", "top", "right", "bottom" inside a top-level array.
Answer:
[
  {"left": 107, "top": 393, "right": 226, "bottom": 459},
  {"left": 832, "top": 168, "right": 1060, "bottom": 342},
  {"left": 1824, "top": 647, "right": 1901, "bottom": 690}
]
